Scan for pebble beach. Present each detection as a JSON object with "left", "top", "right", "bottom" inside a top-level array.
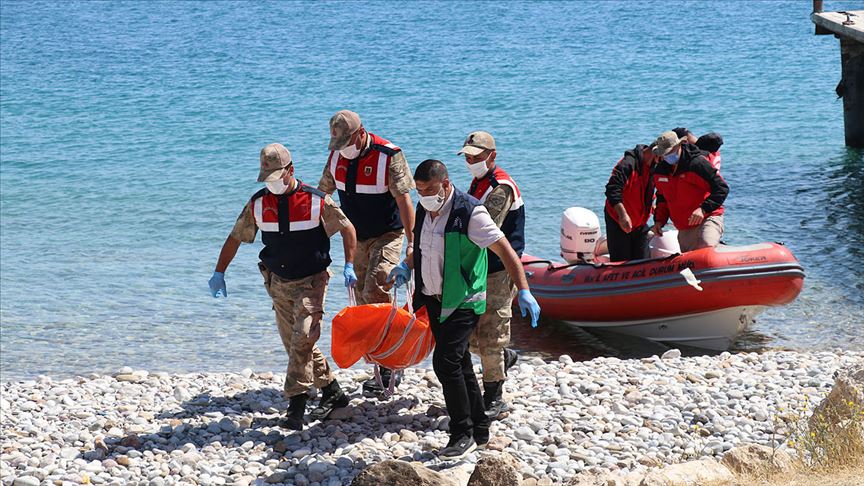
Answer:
[{"left": 3, "top": 349, "right": 862, "bottom": 486}]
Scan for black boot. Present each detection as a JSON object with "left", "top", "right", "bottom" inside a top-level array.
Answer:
[
  {"left": 483, "top": 380, "right": 508, "bottom": 420},
  {"left": 504, "top": 348, "right": 518, "bottom": 375},
  {"left": 280, "top": 394, "right": 307, "bottom": 430},
  {"left": 362, "top": 368, "right": 401, "bottom": 398},
  {"left": 309, "top": 379, "right": 349, "bottom": 421}
]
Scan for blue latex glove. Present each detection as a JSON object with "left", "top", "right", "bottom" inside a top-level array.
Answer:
[
  {"left": 209, "top": 271, "right": 227, "bottom": 298},
  {"left": 343, "top": 262, "right": 357, "bottom": 288},
  {"left": 387, "top": 261, "right": 411, "bottom": 288},
  {"left": 517, "top": 289, "right": 541, "bottom": 328}
]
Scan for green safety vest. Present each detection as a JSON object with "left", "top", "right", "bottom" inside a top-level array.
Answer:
[{"left": 413, "top": 188, "right": 488, "bottom": 322}]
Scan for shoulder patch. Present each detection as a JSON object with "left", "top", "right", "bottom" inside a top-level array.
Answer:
[
  {"left": 300, "top": 185, "right": 327, "bottom": 198},
  {"left": 370, "top": 143, "right": 400, "bottom": 156}
]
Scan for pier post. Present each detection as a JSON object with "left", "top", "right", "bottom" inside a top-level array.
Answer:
[
  {"left": 812, "top": 7, "right": 864, "bottom": 148},
  {"left": 840, "top": 37, "right": 864, "bottom": 147}
]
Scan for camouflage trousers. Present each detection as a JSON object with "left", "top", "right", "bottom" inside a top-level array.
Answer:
[
  {"left": 469, "top": 270, "right": 516, "bottom": 383},
  {"left": 259, "top": 263, "right": 334, "bottom": 398},
  {"left": 354, "top": 230, "right": 403, "bottom": 305}
]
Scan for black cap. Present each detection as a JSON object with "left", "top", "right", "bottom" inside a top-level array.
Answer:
[
  {"left": 671, "top": 127, "right": 692, "bottom": 139},
  {"left": 696, "top": 132, "right": 724, "bottom": 153}
]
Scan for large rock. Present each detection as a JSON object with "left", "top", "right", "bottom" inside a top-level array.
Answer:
[
  {"left": 568, "top": 471, "right": 643, "bottom": 486},
  {"left": 811, "top": 361, "right": 864, "bottom": 427},
  {"left": 351, "top": 460, "right": 455, "bottom": 486},
  {"left": 467, "top": 453, "right": 522, "bottom": 486},
  {"left": 567, "top": 472, "right": 622, "bottom": 486},
  {"left": 439, "top": 463, "right": 474, "bottom": 486},
  {"left": 639, "top": 459, "right": 734, "bottom": 486},
  {"left": 721, "top": 444, "right": 793, "bottom": 475}
]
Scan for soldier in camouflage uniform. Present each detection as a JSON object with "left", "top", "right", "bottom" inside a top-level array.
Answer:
[
  {"left": 461, "top": 131, "right": 527, "bottom": 419},
  {"left": 209, "top": 143, "right": 358, "bottom": 430},
  {"left": 318, "top": 110, "right": 415, "bottom": 397}
]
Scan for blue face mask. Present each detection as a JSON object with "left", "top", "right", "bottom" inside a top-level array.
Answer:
[{"left": 663, "top": 151, "right": 680, "bottom": 164}]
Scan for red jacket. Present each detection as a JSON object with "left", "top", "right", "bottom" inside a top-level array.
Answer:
[
  {"left": 605, "top": 144, "right": 655, "bottom": 228},
  {"left": 653, "top": 143, "right": 729, "bottom": 230}
]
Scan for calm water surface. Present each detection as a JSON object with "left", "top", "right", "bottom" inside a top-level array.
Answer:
[{"left": 1, "top": 1, "right": 862, "bottom": 381}]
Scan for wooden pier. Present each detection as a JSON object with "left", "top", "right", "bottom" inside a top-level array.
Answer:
[{"left": 812, "top": 2, "right": 864, "bottom": 147}]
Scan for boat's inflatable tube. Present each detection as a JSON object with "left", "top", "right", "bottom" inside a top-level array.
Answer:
[{"left": 522, "top": 243, "right": 804, "bottom": 322}]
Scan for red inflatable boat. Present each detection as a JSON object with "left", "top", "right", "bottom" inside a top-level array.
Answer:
[{"left": 522, "top": 242, "right": 804, "bottom": 349}]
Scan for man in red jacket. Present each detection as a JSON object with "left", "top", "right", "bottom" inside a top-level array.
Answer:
[
  {"left": 650, "top": 131, "right": 729, "bottom": 252},
  {"left": 604, "top": 144, "right": 659, "bottom": 261}
]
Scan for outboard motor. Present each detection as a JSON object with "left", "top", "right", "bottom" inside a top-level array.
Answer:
[
  {"left": 560, "top": 207, "right": 601, "bottom": 264},
  {"left": 648, "top": 229, "right": 681, "bottom": 258}
]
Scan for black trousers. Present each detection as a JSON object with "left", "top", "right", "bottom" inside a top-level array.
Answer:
[
  {"left": 605, "top": 209, "right": 650, "bottom": 262},
  {"left": 420, "top": 295, "right": 489, "bottom": 441}
]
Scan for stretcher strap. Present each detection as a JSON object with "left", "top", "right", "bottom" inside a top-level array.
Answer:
[
  {"left": 347, "top": 286, "right": 357, "bottom": 307},
  {"left": 374, "top": 365, "right": 383, "bottom": 391},
  {"left": 369, "top": 305, "right": 399, "bottom": 354},
  {"left": 405, "top": 278, "right": 414, "bottom": 315},
  {"left": 368, "top": 314, "right": 417, "bottom": 361},
  {"left": 406, "top": 323, "right": 428, "bottom": 367},
  {"left": 373, "top": 365, "right": 401, "bottom": 399},
  {"left": 367, "top": 282, "right": 418, "bottom": 362},
  {"left": 389, "top": 370, "right": 402, "bottom": 396}
]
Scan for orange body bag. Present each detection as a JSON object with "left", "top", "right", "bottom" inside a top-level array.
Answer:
[{"left": 331, "top": 287, "right": 434, "bottom": 370}]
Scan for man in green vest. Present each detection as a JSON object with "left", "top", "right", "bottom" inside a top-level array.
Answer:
[{"left": 388, "top": 159, "right": 541, "bottom": 460}]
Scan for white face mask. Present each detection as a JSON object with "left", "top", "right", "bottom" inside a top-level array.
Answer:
[
  {"left": 466, "top": 155, "right": 492, "bottom": 179},
  {"left": 339, "top": 143, "right": 361, "bottom": 159},
  {"left": 419, "top": 187, "right": 446, "bottom": 212},
  {"left": 266, "top": 178, "right": 289, "bottom": 195}
]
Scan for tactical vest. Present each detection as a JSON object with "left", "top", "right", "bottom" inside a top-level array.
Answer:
[
  {"left": 468, "top": 166, "right": 525, "bottom": 273},
  {"left": 251, "top": 181, "right": 331, "bottom": 280},
  {"left": 327, "top": 133, "right": 403, "bottom": 240}
]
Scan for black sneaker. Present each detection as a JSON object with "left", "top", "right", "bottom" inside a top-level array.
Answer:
[
  {"left": 504, "top": 348, "right": 518, "bottom": 375},
  {"left": 309, "top": 380, "right": 349, "bottom": 421},
  {"left": 361, "top": 368, "right": 401, "bottom": 398},
  {"left": 474, "top": 429, "right": 489, "bottom": 449},
  {"left": 483, "top": 380, "right": 508, "bottom": 420},
  {"left": 437, "top": 435, "right": 477, "bottom": 460},
  {"left": 279, "top": 394, "right": 307, "bottom": 431}
]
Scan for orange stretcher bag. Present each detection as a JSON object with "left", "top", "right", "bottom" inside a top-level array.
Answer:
[{"left": 331, "top": 286, "right": 433, "bottom": 371}]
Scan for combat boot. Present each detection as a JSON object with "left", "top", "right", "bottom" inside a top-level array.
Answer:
[
  {"left": 504, "top": 348, "right": 518, "bottom": 375},
  {"left": 309, "top": 379, "right": 349, "bottom": 421},
  {"left": 280, "top": 394, "right": 308, "bottom": 431},
  {"left": 483, "top": 380, "right": 508, "bottom": 420},
  {"left": 362, "top": 367, "right": 401, "bottom": 398}
]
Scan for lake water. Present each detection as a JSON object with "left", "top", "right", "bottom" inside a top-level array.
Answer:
[{"left": 2, "top": 1, "right": 862, "bottom": 381}]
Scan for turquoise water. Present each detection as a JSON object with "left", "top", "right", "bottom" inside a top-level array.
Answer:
[{"left": 2, "top": 1, "right": 862, "bottom": 381}]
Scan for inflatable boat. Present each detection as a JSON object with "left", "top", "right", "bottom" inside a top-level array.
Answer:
[{"left": 521, "top": 208, "right": 805, "bottom": 350}]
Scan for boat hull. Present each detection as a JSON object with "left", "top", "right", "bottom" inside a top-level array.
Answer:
[
  {"left": 522, "top": 243, "right": 804, "bottom": 349},
  {"left": 562, "top": 305, "right": 765, "bottom": 350}
]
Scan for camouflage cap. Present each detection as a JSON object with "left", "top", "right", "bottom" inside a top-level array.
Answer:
[
  {"left": 257, "top": 143, "right": 293, "bottom": 182},
  {"left": 652, "top": 131, "right": 682, "bottom": 156},
  {"left": 328, "top": 110, "right": 362, "bottom": 151},
  {"left": 457, "top": 131, "right": 496, "bottom": 156}
]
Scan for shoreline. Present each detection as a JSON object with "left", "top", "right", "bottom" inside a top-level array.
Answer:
[{"left": 3, "top": 350, "right": 863, "bottom": 485}]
